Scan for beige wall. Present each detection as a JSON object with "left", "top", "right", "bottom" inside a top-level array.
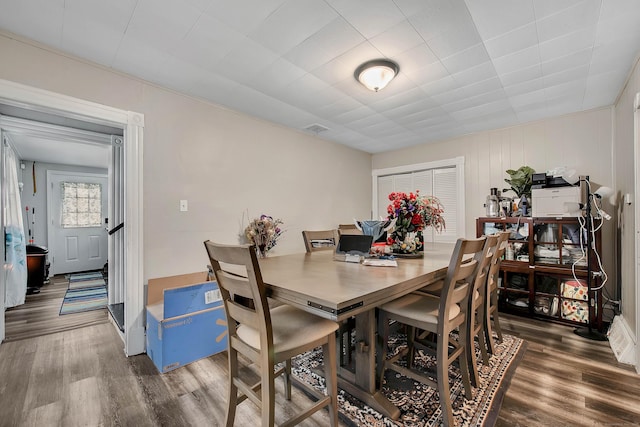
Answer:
[
  {"left": 373, "top": 107, "right": 617, "bottom": 312},
  {"left": 614, "top": 56, "right": 640, "bottom": 340},
  {"left": 0, "top": 33, "right": 373, "bottom": 279}
]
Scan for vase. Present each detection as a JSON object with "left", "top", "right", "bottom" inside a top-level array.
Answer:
[
  {"left": 391, "top": 230, "right": 423, "bottom": 257},
  {"left": 256, "top": 244, "right": 268, "bottom": 258}
]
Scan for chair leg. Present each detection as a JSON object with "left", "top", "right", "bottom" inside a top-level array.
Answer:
[
  {"left": 465, "top": 310, "right": 480, "bottom": 388},
  {"left": 284, "top": 359, "right": 292, "bottom": 400},
  {"left": 456, "top": 322, "right": 473, "bottom": 400},
  {"left": 261, "top": 361, "right": 276, "bottom": 427},
  {"left": 406, "top": 325, "right": 416, "bottom": 369},
  {"left": 376, "top": 311, "right": 390, "bottom": 387},
  {"left": 225, "top": 348, "right": 239, "bottom": 427},
  {"left": 323, "top": 337, "right": 338, "bottom": 427},
  {"left": 491, "top": 291, "right": 504, "bottom": 342},
  {"left": 437, "top": 331, "right": 455, "bottom": 427}
]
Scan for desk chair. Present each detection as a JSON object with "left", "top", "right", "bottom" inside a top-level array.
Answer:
[
  {"left": 484, "top": 231, "right": 510, "bottom": 354},
  {"left": 301, "top": 229, "right": 340, "bottom": 252},
  {"left": 377, "top": 237, "right": 487, "bottom": 427},
  {"left": 204, "top": 241, "right": 339, "bottom": 427}
]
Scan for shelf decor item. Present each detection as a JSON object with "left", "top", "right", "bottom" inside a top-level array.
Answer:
[
  {"left": 386, "top": 191, "right": 445, "bottom": 256},
  {"left": 503, "top": 166, "right": 535, "bottom": 216},
  {"left": 243, "top": 214, "right": 284, "bottom": 258}
]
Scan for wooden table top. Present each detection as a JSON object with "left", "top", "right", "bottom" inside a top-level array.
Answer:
[{"left": 258, "top": 242, "right": 455, "bottom": 321}]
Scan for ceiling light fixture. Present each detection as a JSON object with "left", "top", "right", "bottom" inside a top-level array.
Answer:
[{"left": 354, "top": 59, "right": 399, "bottom": 92}]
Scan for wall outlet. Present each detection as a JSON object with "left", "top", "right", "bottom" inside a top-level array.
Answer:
[{"left": 179, "top": 200, "right": 188, "bottom": 212}]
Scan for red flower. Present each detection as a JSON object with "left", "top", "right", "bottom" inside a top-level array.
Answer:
[{"left": 411, "top": 213, "right": 422, "bottom": 225}]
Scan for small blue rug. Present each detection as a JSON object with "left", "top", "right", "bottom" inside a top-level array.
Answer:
[{"left": 60, "top": 272, "right": 107, "bottom": 315}]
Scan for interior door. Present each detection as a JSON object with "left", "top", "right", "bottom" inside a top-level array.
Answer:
[{"left": 47, "top": 171, "right": 108, "bottom": 275}]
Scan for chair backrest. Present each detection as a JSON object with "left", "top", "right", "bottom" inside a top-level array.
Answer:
[
  {"left": 487, "top": 231, "right": 510, "bottom": 291},
  {"left": 302, "top": 229, "right": 340, "bottom": 253},
  {"left": 469, "top": 233, "right": 501, "bottom": 306},
  {"left": 338, "top": 223, "right": 363, "bottom": 235},
  {"left": 203, "top": 241, "right": 272, "bottom": 363},
  {"left": 438, "top": 237, "right": 488, "bottom": 326}
]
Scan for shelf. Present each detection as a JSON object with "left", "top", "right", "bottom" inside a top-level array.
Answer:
[{"left": 477, "top": 216, "right": 602, "bottom": 330}]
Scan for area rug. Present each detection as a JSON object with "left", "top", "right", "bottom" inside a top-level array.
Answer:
[
  {"left": 60, "top": 272, "right": 107, "bottom": 315},
  {"left": 291, "top": 332, "right": 526, "bottom": 427}
]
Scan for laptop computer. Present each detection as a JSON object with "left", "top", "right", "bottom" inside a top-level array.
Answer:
[{"left": 333, "top": 234, "right": 373, "bottom": 262}]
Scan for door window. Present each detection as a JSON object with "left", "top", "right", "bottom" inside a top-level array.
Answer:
[{"left": 61, "top": 181, "right": 102, "bottom": 228}]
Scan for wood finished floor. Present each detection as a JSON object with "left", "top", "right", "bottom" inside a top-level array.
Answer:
[
  {"left": 1, "top": 291, "right": 639, "bottom": 426},
  {"left": 4, "top": 274, "right": 109, "bottom": 342}
]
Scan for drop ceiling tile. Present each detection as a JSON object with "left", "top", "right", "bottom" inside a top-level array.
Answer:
[
  {"left": 154, "top": 57, "right": 211, "bottom": 95},
  {"left": 539, "top": 29, "right": 595, "bottom": 63},
  {"left": 126, "top": 0, "right": 202, "bottom": 51},
  {"left": 205, "top": 0, "right": 286, "bottom": 35},
  {"left": 420, "top": 75, "right": 458, "bottom": 96},
  {"left": 213, "top": 37, "right": 279, "bottom": 84},
  {"left": 483, "top": 23, "right": 539, "bottom": 59},
  {"left": 409, "top": 0, "right": 470, "bottom": 41},
  {"left": 535, "top": 1, "right": 600, "bottom": 44},
  {"left": 503, "top": 76, "right": 544, "bottom": 97},
  {"left": 451, "top": 61, "right": 498, "bottom": 86},
  {"left": 443, "top": 89, "right": 508, "bottom": 115},
  {"left": 332, "top": 41, "right": 387, "bottom": 74},
  {"left": 393, "top": 44, "right": 440, "bottom": 76},
  {"left": 440, "top": 44, "right": 490, "bottom": 75},
  {"left": 369, "top": 20, "right": 425, "bottom": 58},
  {"left": 508, "top": 89, "right": 547, "bottom": 109},
  {"left": 372, "top": 91, "right": 435, "bottom": 115},
  {"left": 246, "top": 58, "right": 307, "bottom": 96},
  {"left": 595, "top": 12, "right": 640, "bottom": 46},
  {"left": 112, "top": 36, "right": 174, "bottom": 82},
  {"left": 315, "top": 96, "right": 363, "bottom": 119},
  {"left": 492, "top": 45, "right": 540, "bottom": 75},
  {"left": 583, "top": 70, "right": 627, "bottom": 108},
  {"left": 499, "top": 65, "right": 542, "bottom": 88},
  {"left": 430, "top": 85, "right": 469, "bottom": 105},
  {"left": 543, "top": 65, "right": 589, "bottom": 88},
  {"left": 393, "top": 0, "right": 434, "bottom": 17},
  {"left": 248, "top": 0, "right": 337, "bottom": 54},
  {"left": 170, "top": 13, "right": 245, "bottom": 71},
  {"left": 332, "top": 106, "right": 378, "bottom": 125},
  {"left": 311, "top": 57, "right": 352, "bottom": 86},
  {"left": 284, "top": 17, "right": 364, "bottom": 72},
  {"left": 461, "top": 77, "right": 504, "bottom": 98},
  {"left": 544, "top": 79, "right": 586, "bottom": 102},
  {"left": 62, "top": 14, "right": 126, "bottom": 66},
  {"left": 541, "top": 48, "right": 591, "bottom": 76},
  {"left": 427, "top": 20, "right": 483, "bottom": 59},
  {"left": 589, "top": 41, "right": 639, "bottom": 76},
  {"left": 532, "top": 0, "right": 584, "bottom": 20},
  {"left": 0, "top": 0, "right": 64, "bottom": 48},
  {"left": 325, "top": 0, "right": 406, "bottom": 39},
  {"left": 404, "top": 61, "right": 450, "bottom": 87},
  {"left": 465, "top": 0, "right": 535, "bottom": 40}
]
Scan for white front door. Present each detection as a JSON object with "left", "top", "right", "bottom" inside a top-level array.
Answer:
[{"left": 47, "top": 171, "right": 108, "bottom": 275}]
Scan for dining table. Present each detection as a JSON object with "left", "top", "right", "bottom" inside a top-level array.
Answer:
[{"left": 256, "top": 242, "right": 455, "bottom": 419}]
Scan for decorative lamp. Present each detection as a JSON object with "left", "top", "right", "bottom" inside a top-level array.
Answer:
[{"left": 354, "top": 59, "right": 399, "bottom": 92}]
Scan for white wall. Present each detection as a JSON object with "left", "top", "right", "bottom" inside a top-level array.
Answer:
[
  {"left": 373, "top": 108, "right": 617, "bottom": 314},
  {"left": 0, "top": 32, "right": 373, "bottom": 280},
  {"left": 613, "top": 56, "right": 640, "bottom": 345}
]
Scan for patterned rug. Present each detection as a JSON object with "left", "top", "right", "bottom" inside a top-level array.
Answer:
[
  {"left": 291, "top": 332, "right": 526, "bottom": 426},
  {"left": 60, "top": 272, "right": 108, "bottom": 315}
]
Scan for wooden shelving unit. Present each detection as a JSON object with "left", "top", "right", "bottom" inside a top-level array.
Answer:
[{"left": 477, "top": 216, "right": 602, "bottom": 330}]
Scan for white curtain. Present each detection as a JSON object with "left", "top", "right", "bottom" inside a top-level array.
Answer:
[{"left": 3, "top": 140, "right": 27, "bottom": 307}]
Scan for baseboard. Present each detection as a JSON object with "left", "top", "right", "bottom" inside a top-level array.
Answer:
[{"left": 607, "top": 315, "right": 636, "bottom": 366}]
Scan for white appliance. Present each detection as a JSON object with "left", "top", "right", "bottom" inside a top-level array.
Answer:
[{"left": 532, "top": 187, "right": 582, "bottom": 217}]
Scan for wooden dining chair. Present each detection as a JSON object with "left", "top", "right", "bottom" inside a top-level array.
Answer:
[
  {"left": 376, "top": 237, "right": 487, "bottom": 427},
  {"left": 484, "top": 231, "right": 510, "bottom": 355},
  {"left": 204, "top": 241, "right": 339, "bottom": 427},
  {"left": 301, "top": 229, "right": 340, "bottom": 252},
  {"left": 337, "top": 223, "right": 363, "bottom": 235}
]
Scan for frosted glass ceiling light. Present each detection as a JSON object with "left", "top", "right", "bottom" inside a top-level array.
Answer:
[{"left": 355, "top": 59, "right": 399, "bottom": 92}]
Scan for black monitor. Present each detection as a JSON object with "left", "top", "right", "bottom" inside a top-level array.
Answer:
[{"left": 335, "top": 234, "right": 373, "bottom": 255}]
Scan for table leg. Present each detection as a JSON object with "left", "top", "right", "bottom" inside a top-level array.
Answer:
[{"left": 336, "top": 309, "right": 401, "bottom": 420}]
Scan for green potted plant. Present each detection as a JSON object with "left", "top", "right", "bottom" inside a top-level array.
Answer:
[
  {"left": 503, "top": 166, "right": 535, "bottom": 199},
  {"left": 503, "top": 166, "right": 535, "bottom": 216}
]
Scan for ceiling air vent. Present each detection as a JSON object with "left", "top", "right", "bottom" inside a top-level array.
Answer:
[{"left": 304, "top": 123, "right": 329, "bottom": 134}]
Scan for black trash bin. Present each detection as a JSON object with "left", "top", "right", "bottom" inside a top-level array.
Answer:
[{"left": 26, "top": 244, "right": 49, "bottom": 294}]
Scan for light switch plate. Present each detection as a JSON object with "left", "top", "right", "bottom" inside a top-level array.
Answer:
[{"left": 180, "top": 200, "right": 188, "bottom": 212}]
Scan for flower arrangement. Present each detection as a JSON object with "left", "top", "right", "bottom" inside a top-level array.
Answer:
[
  {"left": 386, "top": 191, "right": 445, "bottom": 254},
  {"left": 244, "top": 214, "right": 284, "bottom": 257}
]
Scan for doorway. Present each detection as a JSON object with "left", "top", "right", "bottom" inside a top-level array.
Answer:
[{"left": 0, "top": 79, "right": 144, "bottom": 356}]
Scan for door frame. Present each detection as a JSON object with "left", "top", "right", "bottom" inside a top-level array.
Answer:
[
  {"left": 46, "top": 170, "right": 109, "bottom": 275},
  {"left": 0, "top": 78, "right": 145, "bottom": 356}
]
